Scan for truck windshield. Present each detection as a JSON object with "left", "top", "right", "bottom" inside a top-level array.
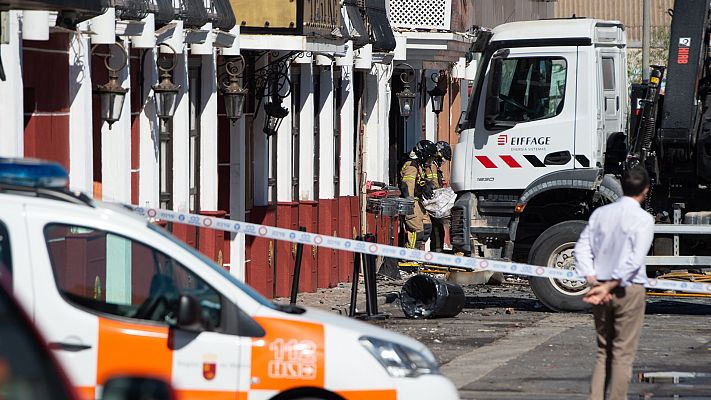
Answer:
[
  {"left": 147, "top": 223, "right": 278, "bottom": 310},
  {"left": 487, "top": 57, "right": 567, "bottom": 123}
]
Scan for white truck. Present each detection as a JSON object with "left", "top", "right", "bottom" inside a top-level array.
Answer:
[{"left": 451, "top": 2, "right": 711, "bottom": 311}]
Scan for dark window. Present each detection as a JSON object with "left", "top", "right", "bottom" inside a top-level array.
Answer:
[
  {"left": 602, "top": 58, "right": 615, "bottom": 91},
  {"left": 291, "top": 69, "right": 301, "bottom": 202},
  {"left": 188, "top": 62, "right": 201, "bottom": 213},
  {"left": 487, "top": 57, "right": 567, "bottom": 123},
  {"left": 159, "top": 119, "right": 174, "bottom": 211},
  {"left": 0, "top": 222, "right": 11, "bottom": 287},
  {"left": 44, "top": 224, "right": 222, "bottom": 329},
  {"left": 0, "top": 289, "right": 72, "bottom": 400},
  {"left": 313, "top": 72, "right": 321, "bottom": 199},
  {"left": 334, "top": 69, "right": 342, "bottom": 196}
]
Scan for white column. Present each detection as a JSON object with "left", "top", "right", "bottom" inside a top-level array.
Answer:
[
  {"left": 424, "top": 69, "right": 436, "bottom": 142},
  {"left": 276, "top": 68, "right": 293, "bottom": 203},
  {"left": 101, "top": 40, "right": 132, "bottom": 203},
  {"left": 376, "top": 64, "right": 392, "bottom": 181},
  {"left": 68, "top": 27, "right": 93, "bottom": 193},
  {"left": 363, "top": 65, "right": 392, "bottom": 183},
  {"left": 339, "top": 65, "right": 355, "bottom": 197},
  {"left": 172, "top": 50, "right": 190, "bottom": 211},
  {"left": 230, "top": 118, "right": 247, "bottom": 281},
  {"left": 200, "top": 53, "right": 218, "bottom": 210},
  {"left": 299, "top": 64, "right": 315, "bottom": 201},
  {"left": 139, "top": 49, "right": 160, "bottom": 207},
  {"left": 0, "top": 11, "right": 24, "bottom": 157},
  {"left": 363, "top": 68, "right": 381, "bottom": 182},
  {"left": 318, "top": 64, "right": 335, "bottom": 199}
]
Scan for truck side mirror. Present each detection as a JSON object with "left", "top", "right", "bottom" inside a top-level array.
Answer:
[
  {"left": 175, "top": 294, "right": 203, "bottom": 331},
  {"left": 456, "top": 111, "right": 468, "bottom": 133},
  {"left": 102, "top": 376, "right": 175, "bottom": 400},
  {"left": 484, "top": 54, "right": 517, "bottom": 131},
  {"left": 484, "top": 57, "right": 504, "bottom": 127}
]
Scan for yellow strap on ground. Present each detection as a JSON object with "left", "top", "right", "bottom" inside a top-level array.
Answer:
[{"left": 647, "top": 292, "right": 711, "bottom": 298}]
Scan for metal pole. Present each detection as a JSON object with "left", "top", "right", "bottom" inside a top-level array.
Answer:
[
  {"left": 642, "top": 0, "right": 651, "bottom": 81},
  {"left": 363, "top": 233, "right": 378, "bottom": 316},
  {"left": 289, "top": 226, "right": 307, "bottom": 305},
  {"left": 348, "top": 236, "right": 362, "bottom": 317}
]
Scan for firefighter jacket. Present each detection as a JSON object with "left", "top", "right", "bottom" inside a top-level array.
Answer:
[
  {"left": 400, "top": 159, "right": 433, "bottom": 200},
  {"left": 423, "top": 159, "right": 441, "bottom": 189}
]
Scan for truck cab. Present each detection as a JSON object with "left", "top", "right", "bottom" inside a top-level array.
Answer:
[
  {"left": 452, "top": 18, "right": 627, "bottom": 191},
  {"left": 450, "top": 19, "right": 630, "bottom": 311}
]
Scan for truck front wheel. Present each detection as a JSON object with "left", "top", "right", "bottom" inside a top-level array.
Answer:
[{"left": 528, "top": 221, "right": 592, "bottom": 312}]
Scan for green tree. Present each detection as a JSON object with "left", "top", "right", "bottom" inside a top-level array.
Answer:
[{"left": 628, "top": 26, "right": 671, "bottom": 83}]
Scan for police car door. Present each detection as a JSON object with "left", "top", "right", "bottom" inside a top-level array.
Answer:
[
  {"left": 471, "top": 46, "right": 578, "bottom": 189},
  {"left": 26, "top": 206, "right": 245, "bottom": 399}
]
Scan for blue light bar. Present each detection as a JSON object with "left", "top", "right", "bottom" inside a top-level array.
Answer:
[{"left": 0, "top": 158, "right": 68, "bottom": 189}]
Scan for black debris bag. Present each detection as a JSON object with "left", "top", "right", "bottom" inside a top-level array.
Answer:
[{"left": 400, "top": 274, "right": 465, "bottom": 319}]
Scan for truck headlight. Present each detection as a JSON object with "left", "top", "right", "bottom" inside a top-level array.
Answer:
[{"left": 359, "top": 336, "right": 440, "bottom": 378}]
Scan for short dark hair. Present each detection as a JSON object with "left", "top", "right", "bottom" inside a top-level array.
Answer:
[{"left": 622, "top": 167, "right": 650, "bottom": 196}]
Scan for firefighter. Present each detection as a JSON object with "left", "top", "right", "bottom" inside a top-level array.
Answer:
[
  {"left": 400, "top": 140, "right": 436, "bottom": 250},
  {"left": 432, "top": 140, "right": 452, "bottom": 252},
  {"left": 424, "top": 141, "right": 452, "bottom": 252}
]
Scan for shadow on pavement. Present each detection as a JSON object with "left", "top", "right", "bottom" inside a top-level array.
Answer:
[
  {"left": 462, "top": 295, "right": 711, "bottom": 315},
  {"left": 464, "top": 296, "right": 548, "bottom": 312},
  {"left": 646, "top": 298, "right": 711, "bottom": 315}
]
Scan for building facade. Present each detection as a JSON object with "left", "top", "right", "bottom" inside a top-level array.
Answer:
[{"left": 0, "top": 0, "right": 552, "bottom": 298}]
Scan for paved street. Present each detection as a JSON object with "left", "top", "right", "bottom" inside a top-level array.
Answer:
[{"left": 288, "top": 278, "right": 711, "bottom": 399}]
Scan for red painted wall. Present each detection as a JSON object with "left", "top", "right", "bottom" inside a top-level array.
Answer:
[
  {"left": 22, "top": 33, "right": 71, "bottom": 169},
  {"left": 130, "top": 48, "right": 142, "bottom": 205}
]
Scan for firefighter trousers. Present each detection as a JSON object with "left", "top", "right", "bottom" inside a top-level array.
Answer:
[{"left": 404, "top": 201, "right": 431, "bottom": 250}]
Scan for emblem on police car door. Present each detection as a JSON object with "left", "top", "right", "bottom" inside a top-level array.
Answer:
[{"left": 203, "top": 354, "right": 217, "bottom": 380}]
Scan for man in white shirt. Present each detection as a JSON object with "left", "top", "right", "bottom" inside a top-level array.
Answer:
[{"left": 574, "top": 166, "right": 654, "bottom": 400}]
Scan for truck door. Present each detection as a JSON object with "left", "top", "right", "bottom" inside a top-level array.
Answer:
[
  {"left": 469, "top": 46, "right": 578, "bottom": 190},
  {"left": 26, "top": 206, "right": 246, "bottom": 399},
  {"left": 599, "top": 50, "right": 625, "bottom": 136}
]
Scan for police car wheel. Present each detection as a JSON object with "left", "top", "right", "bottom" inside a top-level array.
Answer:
[{"left": 528, "top": 220, "right": 592, "bottom": 312}]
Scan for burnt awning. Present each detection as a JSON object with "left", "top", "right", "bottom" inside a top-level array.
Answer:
[
  {"left": 205, "top": 0, "right": 235, "bottom": 31},
  {"left": 177, "top": 0, "right": 208, "bottom": 28},
  {"left": 112, "top": 0, "right": 149, "bottom": 21},
  {"left": 147, "top": 0, "right": 176, "bottom": 25},
  {"left": 364, "top": 0, "right": 395, "bottom": 52},
  {"left": 341, "top": 0, "right": 369, "bottom": 48},
  {"left": 0, "top": 0, "right": 105, "bottom": 26}
]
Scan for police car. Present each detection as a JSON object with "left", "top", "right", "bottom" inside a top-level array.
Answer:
[{"left": 0, "top": 158, "right": 459, "bottom": 400}]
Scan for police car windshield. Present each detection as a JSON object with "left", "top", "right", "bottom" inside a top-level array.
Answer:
[{"left": 147, "top": 224, "right": 277, "bottom": 310}]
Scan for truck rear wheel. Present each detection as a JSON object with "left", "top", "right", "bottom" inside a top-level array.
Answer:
[{"left": 528, "top": 221, "right": 592, "bottom": 312}]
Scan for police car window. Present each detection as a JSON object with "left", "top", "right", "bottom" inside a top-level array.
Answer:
[
  {"left": 0, "top": 221, "right": 11, "bottom": 287},
  {"left": 43, "top": 224, "right": 222, "bottom": 329},
  {"left": 488, "top": 57, "right": 567, "bottom": 123}
]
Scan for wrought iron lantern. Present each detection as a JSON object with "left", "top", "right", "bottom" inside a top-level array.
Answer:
[
  {"left": 221, "top": 56, "right": 248, "bottom": 125},
  {"left": 395, "top": 63, "right": 416, "bottom": 119},
  {"left": 250, "top": 51, "right": 304, "bottom": 136},
  {"left": 94, "top": 43, "right": 129, "bottom": 129},
  {"left": 428, "top": 71, "right": 447, "bottom": 114},
  {"left": 263, "top": 96, "right": 289, "bottom": 136},
  {"left": 153, "top": 44, "right": 181, "bottom": 121}
]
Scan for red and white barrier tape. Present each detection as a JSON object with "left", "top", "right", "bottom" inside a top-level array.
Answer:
[{"left": 131, "top": 206, "right": 711, "bottom": 295}]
